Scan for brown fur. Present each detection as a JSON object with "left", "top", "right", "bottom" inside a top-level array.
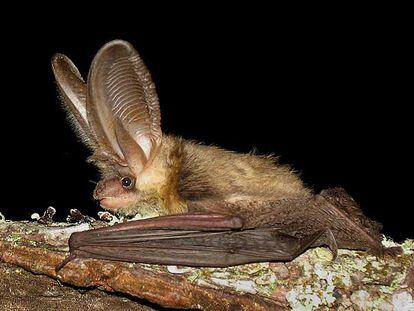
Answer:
[
  {"left": 53, "top": 40, "right": 311, "bottom": 218},
  {"left": 99, "top": 134, "right": 312, "bottom": 216}
]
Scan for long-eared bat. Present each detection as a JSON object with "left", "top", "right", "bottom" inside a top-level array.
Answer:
[{"left": 52, "top": 40, "right": 386, "bottom": 271}]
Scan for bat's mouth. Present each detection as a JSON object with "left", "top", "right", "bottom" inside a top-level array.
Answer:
[{"left": 99, "top": 197, "right": 133, "bottom": 210}]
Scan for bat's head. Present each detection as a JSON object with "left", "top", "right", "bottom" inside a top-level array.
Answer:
[
  {"left": 52, "top": 40, "right": 182, "bottom": 216},
  {"left": 93, "top": 175, "right": 138, "bottom": 210}
]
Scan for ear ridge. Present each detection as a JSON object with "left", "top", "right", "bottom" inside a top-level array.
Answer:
[
  {"left": 52, "top": 53, "right": 97, "bottom": 149},
  {"left": 87, "top": 40, "right": 162, "bottom": 176}
]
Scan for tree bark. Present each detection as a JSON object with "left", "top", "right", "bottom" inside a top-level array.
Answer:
[{"left": 0, "top": 219, "right": 413, "bottom": 310}]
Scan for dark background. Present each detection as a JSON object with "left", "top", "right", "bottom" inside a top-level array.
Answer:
[{"left": 1, "top": 9, "right": 412, "bottom": 241}]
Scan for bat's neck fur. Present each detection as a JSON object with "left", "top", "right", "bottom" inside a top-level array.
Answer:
[{"left": 126, "top": 135, "right": 311, "bottom": 216}]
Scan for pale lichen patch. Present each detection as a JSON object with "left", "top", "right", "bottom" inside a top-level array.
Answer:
[
  {"left": 392, "top": 291, "right": 414, "bottom": 311},
  {"left": 6, "top": 234, "right": 22, "bottom": 245},
  {"left": 401, "top": 239, "right": 414, "bottom": 255},
  {"left": 0, "top": 212, "right": 7, "bottom": 223},
  {"left": 30, "top": 213, "right": 40, "bottom": 220},
  {"left": 176, "top": 241, "right": 412, "bottom": 309}
]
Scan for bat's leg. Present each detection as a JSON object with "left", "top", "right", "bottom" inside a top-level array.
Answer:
[
  {"left": 325, "top": 228, "right": 338, "bottom": 259},
  {"left": 312, "top": 228, "right": 338, "bottom": 259}
]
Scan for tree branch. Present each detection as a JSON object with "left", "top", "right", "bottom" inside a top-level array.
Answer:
[{"left": 0, "top": 217, "right": 413, "bottom": 310}]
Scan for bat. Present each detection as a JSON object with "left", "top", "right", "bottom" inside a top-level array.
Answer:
[{"left": 52, "top": 40, "right": 386, "bottom": 271}]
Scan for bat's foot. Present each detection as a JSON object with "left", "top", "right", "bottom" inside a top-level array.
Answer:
[
  {"left": 381, "top": 246, "right": 404, "bottom": 257},
  {"left": 55, "top": 253, "right": 77, "bottom": 273}
]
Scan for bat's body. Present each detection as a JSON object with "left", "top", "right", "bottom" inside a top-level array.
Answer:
[
  {"left": 52, "top": 40, "right": 386, "bottom": 271},
  {"left": 98, "top": 134, "right": 311, "bottom": 217}
]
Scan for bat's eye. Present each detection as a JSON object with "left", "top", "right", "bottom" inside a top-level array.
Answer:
[{"left": 121, "top": 176, "right": 134, "bottom": 189}]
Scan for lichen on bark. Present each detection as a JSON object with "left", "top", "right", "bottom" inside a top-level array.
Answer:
[{"left": 0, "top": 217, "right": 413, "bottom": 310}]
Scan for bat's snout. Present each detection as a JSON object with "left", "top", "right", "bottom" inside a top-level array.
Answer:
[
  {"left": 93, "top": 183, "right": 104, "bottom": 200},
  {"left": 93, "top": 177, "right": 139, "bottom": 210},
  {"left": 93, "top": 178, "right": 127, "bottom": 200}
]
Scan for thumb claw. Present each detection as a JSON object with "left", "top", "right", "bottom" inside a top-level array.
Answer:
[{"left": 55, "top": 253, "right": 77, "bottom": 273}]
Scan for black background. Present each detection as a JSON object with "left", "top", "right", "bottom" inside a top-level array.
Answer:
[{"left": 1, "top": 8, "right": 412, "bottom": 241}]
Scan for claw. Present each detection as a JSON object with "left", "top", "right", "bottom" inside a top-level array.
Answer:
[{"left": 55, "top": 252, "right": 77, "bottom": 273}]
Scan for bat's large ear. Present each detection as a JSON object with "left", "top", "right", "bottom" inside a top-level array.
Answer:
[
  {"left": 87, "top": 40, "right": 162, "bottom": 176},
  {"left": 52, "top": 54, "right": 98, "bottom": 149}
]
